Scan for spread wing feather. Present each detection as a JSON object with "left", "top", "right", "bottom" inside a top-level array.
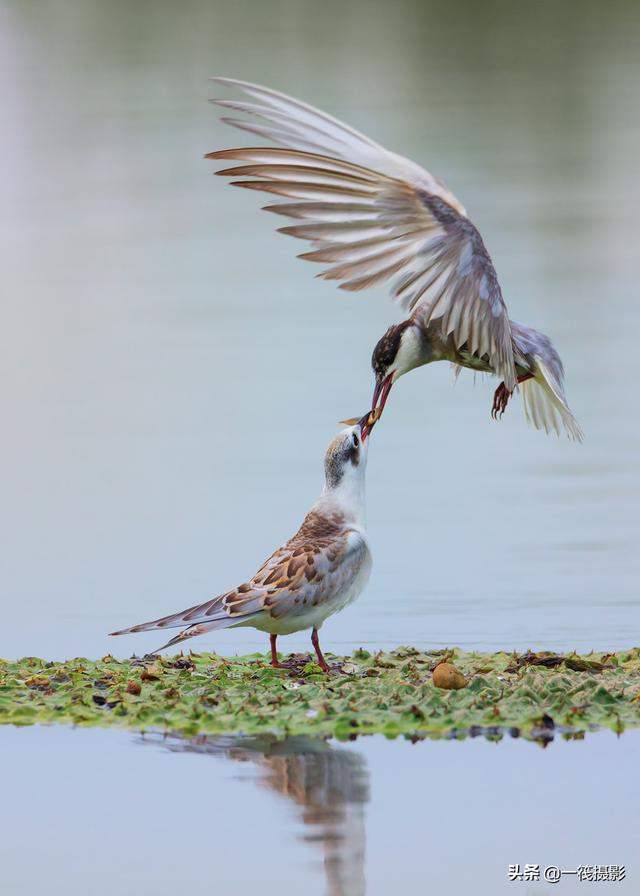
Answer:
[
  {"left": 210, "top": 77, "right": 455, "bottom": 197},
  {"left": 208, "top": 80, "right": 516, "bottom": 389}
]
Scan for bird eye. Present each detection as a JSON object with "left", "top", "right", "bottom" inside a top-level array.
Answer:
[{"left": 352, "top": 433, "right": 359, "bottom": 448}]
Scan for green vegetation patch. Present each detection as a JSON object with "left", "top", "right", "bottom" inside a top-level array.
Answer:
[{"left": 2, "top": 647, "right": 640, "bottom": 741}]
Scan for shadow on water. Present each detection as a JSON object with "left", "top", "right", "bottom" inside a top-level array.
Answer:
[
  {"left": 136, "top": 723, "right": 594, "bottom": 894},
  {"left": 139, "top": 732, "right": 369, "bottom": 896},
  {"left": 2, "top": 724, "right": 637, "bottom": 895}
]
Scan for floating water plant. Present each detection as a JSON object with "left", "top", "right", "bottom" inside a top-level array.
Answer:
[{"left": 2, "top": 648, "right": 639, "bottom": 741}]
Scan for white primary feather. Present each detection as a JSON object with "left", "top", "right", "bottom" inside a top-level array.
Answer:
[{"left": 211, "top": 77, "right": 459, "bottom": 204}]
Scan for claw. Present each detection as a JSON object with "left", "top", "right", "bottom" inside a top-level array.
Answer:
[{"left": 492, "top": 383, "right": 511, "bottom": 420}]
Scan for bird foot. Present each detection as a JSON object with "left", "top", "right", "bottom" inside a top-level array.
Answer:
[
  {"left": 270, "top": 652, "right": 335, "bottom": 675},
  {"left": 270, "top": 660, "right": 292, "bottom": 670},
  {"left": 270, "top": 653, "right": 309, "bottom": 671},
  {"left": 491, "top": 382, "right": 511, "bottom": 419}
]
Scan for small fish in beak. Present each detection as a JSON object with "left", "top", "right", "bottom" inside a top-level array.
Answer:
[{"left": 339, "top": 410, "right": 380, "bottom": 443}]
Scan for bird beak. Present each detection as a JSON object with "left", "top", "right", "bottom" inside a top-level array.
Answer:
[
  {"left": 339, "top": 410, "right": 378, "bottom": 443},
  {"left": 371, "top": 372, "right": 395, "bottom": 420},
  {"left": 339, "top": 373, "right": 395, "bottom": 439},
  {"left": 358, "top": 411, "right": 376, "bottom": 444}
]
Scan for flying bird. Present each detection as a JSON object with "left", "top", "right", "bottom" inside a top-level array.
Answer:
[
  {"left": 110, "top": 416, "right": 374, "bottom": 671},
  {"left": 207, "top": 78, "right": 582, "bottom": 441}
]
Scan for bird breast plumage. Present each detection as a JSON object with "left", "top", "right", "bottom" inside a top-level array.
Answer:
[{"left": 240, "top": 523, "right": 372, "bottom": 635}]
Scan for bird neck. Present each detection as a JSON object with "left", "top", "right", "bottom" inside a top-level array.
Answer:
[
  {"left": 318, "top": 476, "right": 366, "bottom": 528},
  {"left": 393, "top": 322, "right": 431, "bottom": 377}
]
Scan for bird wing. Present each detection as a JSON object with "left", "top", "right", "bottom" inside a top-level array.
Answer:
[
  {"left": 210, "top": 77, "right": 461, "bottom": 203},
  {"left": 250, "top": 527, "right": 369, "bottom": 621},
  {"left": 109, "top": 527, "right": 369, "bottom": 636},
  {"left": 208, "top": 79, "right": 516, "bottom": 390}
]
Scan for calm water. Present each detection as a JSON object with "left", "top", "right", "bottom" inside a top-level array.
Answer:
[
  {"left": 1, "top": 0, "right": 639, "bottom": 660},
  {"left": 1, "top": 2, "right": 639, "bottom": 892},
  {"left": 1, "top": 725, "right": 638, "bottom": 895}
]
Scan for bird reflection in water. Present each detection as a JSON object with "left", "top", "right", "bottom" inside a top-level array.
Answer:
[{"left": 139, "top": 733, "right": 369, "bottom": 896}]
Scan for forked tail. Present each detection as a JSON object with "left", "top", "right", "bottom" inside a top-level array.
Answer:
[
  {"left": 108, "top": 593, "right": 255, "bottom": 653},
  {"left": 521, "top": 357, "right": 583, "bottom": 441},
  {"left": 149, "top": 622, "right": 221, "bottom": 653}
]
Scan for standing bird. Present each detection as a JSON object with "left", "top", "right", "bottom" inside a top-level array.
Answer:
[
  {"left": 207, "top": 78, "right": 582, "bottom": 441},
  {"left": 110, "top": 417, "right": 374, "bottom": 670}
]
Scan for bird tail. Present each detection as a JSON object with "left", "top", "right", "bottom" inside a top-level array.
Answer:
[
  {"left": 110, "top": 611, "right": 260, "bottom": 654},
  {"left": 150, "top": 622, "right": 225, "bottom": 653},
  {"left": 108, "top": 590, "right": 257, "bottom": 652},
  {"left": 521, "top": 357, "right": 583, "bottom": 442}
]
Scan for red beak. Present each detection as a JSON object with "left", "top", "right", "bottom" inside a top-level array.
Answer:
[
  {"left": 358, "top": 412, "right": 374, "bottom": 443},
  {"left": 371, "top": 372, "right": 394, "bottom": 420}
]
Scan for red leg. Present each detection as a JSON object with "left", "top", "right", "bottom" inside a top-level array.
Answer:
[
  {"left": 491, "top": 382, "right": 510, "bottom": 419},
  {"left": 492, "top": 373, "right": 533, "bottom": 420},
  {"left": 311, "top": 628, "right": 331, "bottom": 673},
  {"left": 269, "top": 633, "right": 288, "bottom": 669}
]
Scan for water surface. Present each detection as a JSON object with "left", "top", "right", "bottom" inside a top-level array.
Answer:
[
  {"left": 1, "top": 0, "right": 639, "bottom": 660},
  {"left": 1, "top": 5, "right": 639, "bottom": 890},
  {"left": 1, "top": 725, "right": 637, "bottom": 895}
]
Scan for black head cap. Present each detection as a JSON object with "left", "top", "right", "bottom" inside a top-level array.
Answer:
[{"left": 371, "top": 320, "right": 412, "bottom": 382}]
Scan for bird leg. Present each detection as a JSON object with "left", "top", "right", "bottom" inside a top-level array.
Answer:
[
  {"left": 311, "top": 627, "right": 331, "bottom": 673},
  {"left": 269, "top": 633, "right": 289, "bottom": 669},
  {"left": 491, "top": 374, "right": 533, "bottom": 420},
  {"left": 491, "top": 383, "right": 511, "bottom": 419}
]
